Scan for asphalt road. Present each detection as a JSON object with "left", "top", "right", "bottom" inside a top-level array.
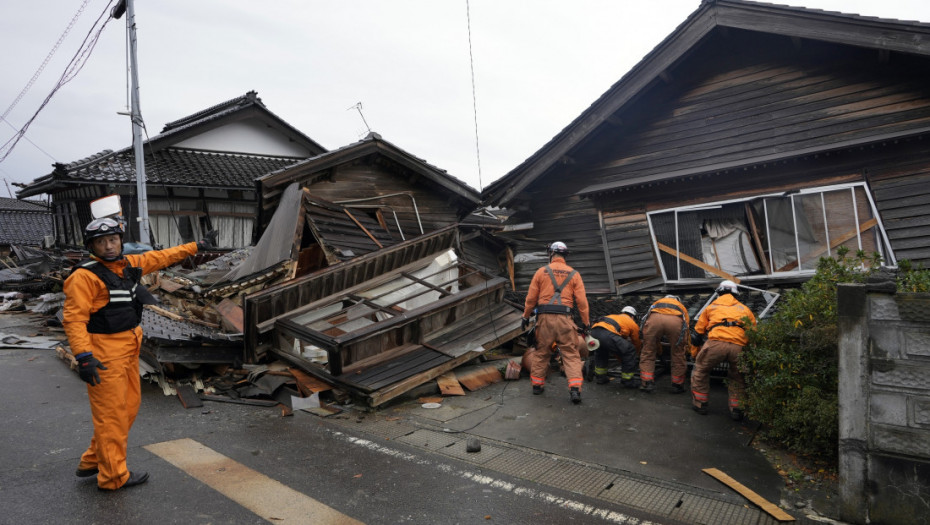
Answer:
[{"left": 0, "top": 338, "right": 673, "bottom": 524}]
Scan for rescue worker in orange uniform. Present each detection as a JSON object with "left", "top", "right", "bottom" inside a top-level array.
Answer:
[
  {"left": 521, "top": 241, "right": 590, "bottom": 404},
  {"left": 639, "top": 295, "right": 691, "bottom": 394},
  {"left": 590, "top": 306, "right": 641, "bottom": 388},
  {"left": 691, "top": 280, "right": 757, "bottom": 420},
  {"left": 64, "top": 218, "right": 216, "bottom": 490}
]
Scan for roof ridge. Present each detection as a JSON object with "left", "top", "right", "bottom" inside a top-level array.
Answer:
[{"left": 161, "top": 90, "right": 263, "bottom": 132}]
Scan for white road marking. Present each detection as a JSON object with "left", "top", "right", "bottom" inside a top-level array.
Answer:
[{"left": 145, "top": 438, "right": 363, "bottom": 525}]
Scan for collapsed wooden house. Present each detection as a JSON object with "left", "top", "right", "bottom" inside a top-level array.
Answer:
[
  {"left": 482, "top": 0, "right": 930, "bottom": 294},
  {"left": 243, "top": 226, "right": 523, "bottom": 406}
]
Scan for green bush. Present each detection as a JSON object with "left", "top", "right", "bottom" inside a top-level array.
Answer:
[{"left": 744, "top": 249, "right": 930, "bottom": 461}]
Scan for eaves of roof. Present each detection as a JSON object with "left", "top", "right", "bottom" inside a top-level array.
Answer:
[
  {"left": 482, "top": 0, "right": 930, "bottom": 207},
  {"left": 577, "top": 126, "right": 930, "bottom": 198},
  {"left": 260, "top": 133, "right": 481, "bottom": 205}
]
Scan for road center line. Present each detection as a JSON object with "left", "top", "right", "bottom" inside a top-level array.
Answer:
[{"left": 144, "top": 438, "right": 363, "bottom": 525}]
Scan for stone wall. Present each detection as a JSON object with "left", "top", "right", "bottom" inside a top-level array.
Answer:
[{"left": 837, "top": 284, "right": 930, "bottom": 525}]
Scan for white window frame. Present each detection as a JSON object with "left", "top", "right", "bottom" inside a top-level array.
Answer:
[{"left": 646, "top": 182, "right": 895, "bottom": 283}]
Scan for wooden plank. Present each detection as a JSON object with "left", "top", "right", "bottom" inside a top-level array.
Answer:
[
  {"left": 288, "top": 367, "right": 332, "bottom": 395},
  {"left": 436, "top": 372, "right": 465, "bottom": 396},
  {"left": 343, "top": 208, "right": 383, "bottom": 248},
  {"left": 744, "top": 202, "right": 771, "bottom": 274},
  {"left": 176, "top": 384, "right": 204, "bottom": 409},
  {"left": 214, "top": 298, "right": 244, "bottom": 333},
  {"left": 456, "top": 366, "right": 503, "bottom": 392},
  {"left": 656, "top": 242, "right": 741, "bottom": 283},
  {"left": 702, "top": 468, "right": 795, "bottom": 521},
  {"left": 368, "top": 350, "right": 484, "bottom": 407}
]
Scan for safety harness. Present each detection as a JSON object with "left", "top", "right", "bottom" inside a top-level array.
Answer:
[
  {"left": 75, "top": 259, "right": 149, "bottom": 334},
  {"left": 594, "top": 315, "right": 630, "bottom": 339},
  {"left": 643, "top": 301, "right": 689, "bottom": 345},
  {"left": 535, "top": 265, "right": 576, "bottom": 315},
  {"left": 708, "top": 318, "right": 746, "bottom": 335}
]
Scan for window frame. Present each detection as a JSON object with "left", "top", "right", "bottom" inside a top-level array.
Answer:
[{"left": 645, "top": 182, "right": 895, "bottom": 284}]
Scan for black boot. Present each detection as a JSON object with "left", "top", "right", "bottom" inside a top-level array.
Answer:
[
  {"left": 693, "top": 403, "right": 708, "bottom": 415},
  {"left": 595, "top": 374, "right": 609, "bottom": 385},
  {"left": 730, "top": 408, "right": 744, "bottom": 421},
  {"left": 669, "top": 383, "right": 685, "bottom": 394},
  {"left": 532, "top": 385, "right": 544, "bottom": 395},
  {"left": 570, "top": 387, "right": 582, "bottom": 404},
  {"left": 639, "top": 380, "right": 655, "bottom": 393}
]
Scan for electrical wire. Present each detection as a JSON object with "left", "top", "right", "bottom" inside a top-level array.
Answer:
[
  {"left": 465, "top": 0, "right": 484, "bottom": 192},
  {"left": 0, "top": 0, "right": 118, "bottom": 164},
  {"left": 1, "top": 0, "right": 92, "bottom": 122}
]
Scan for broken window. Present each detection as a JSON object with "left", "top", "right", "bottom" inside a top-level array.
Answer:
[{"left": 647, "top": 183, "right": 894, "bottom": 282}]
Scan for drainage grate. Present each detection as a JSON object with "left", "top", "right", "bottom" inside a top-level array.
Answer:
[
  {"left": 536, "top": 461, "right": 618, "bottom": 498},
  {"left": 669, "top": 493, "right": 768, "bottom": 525},
  {"left": 598, "top": 477, "right": 683, "bottom": 514},
  {"left": 396, "top": 429, "right": 459, "bottom": 449},
  {"left": 483, "top": 449, "right": 561, "bottom": 481}
]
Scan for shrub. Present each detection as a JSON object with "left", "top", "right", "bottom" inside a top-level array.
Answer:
[
  {"left": 743, "top": 247, "right": 877, "bottom": 459},
  {"left": 744, "top": 249, "right": 930, "bottom": 461}
]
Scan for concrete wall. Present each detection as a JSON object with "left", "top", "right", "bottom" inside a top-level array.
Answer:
[{"left": 838, "top": 284, "right": 930, "bottom": 525}]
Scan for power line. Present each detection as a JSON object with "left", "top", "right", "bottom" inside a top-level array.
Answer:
[
  {"left": 1, "top": 0, "right": 92, "bottom": 122},
  {"left": 465, "top": 0, "right": 484, "bottom": 192},
  {"left": 0, "top": 0, "right": 118, "bottom": 165}
]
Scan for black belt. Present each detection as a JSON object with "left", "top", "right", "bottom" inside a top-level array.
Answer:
[{"left": 536, "top": 304, "right": 572, "bottom": 315}]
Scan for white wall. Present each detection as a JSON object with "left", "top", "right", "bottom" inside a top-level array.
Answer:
[{"left": 173, "top": 119, "right": 312, "bottom": 157}]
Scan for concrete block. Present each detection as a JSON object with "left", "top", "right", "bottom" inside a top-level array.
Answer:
[
  {"left": 870, "top": 391, "right": 907, "bottom": 426},
  {"left": 869, "top": 295, "right": 900, "bottom": 321},
  {"left": 873, "top": 362, "right": 930, "bottom": 390},
  {"left": 871, "top": 424, "right": 930, "bottom": 458},
  {"left": 904, "top": 331, "right": 930, "bottom": 358},
  {"left": 913, "top": 397, "right": 930, "bottom": 428}
]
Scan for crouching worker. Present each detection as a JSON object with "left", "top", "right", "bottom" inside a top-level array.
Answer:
[
  {"left": 590, "top": 306, "right": 641, "bottom": 388},
  {"left": 64, "top": 218, "right": 217, "bottom": 490},
  {"left": 639, "top": 294, "right": 691, "bottom": 394},
  {"left": 691, "top": 280, "right": 757, "bottom": 421}
]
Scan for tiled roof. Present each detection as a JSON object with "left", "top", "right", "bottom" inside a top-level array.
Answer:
[
  {"left": 59, "top": 148, "right": 301, "bottom": 189},
  {"left": 0, "top": 197, "right": 49, "bottom": 212},
  {"left": 0, "top": 209, "right": 52, "bottom": 245}
]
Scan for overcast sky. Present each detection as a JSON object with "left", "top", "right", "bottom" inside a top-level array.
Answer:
[{"left": 2, "top": 0, "right": 930, "bottom": 198}]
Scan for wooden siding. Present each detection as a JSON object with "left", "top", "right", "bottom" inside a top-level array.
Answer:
[
  {"left": 512, "top": 187, "right": 610, "bottom": 293},
  {"left": 579, "top": 31, "right": 930, "bottom": 190},
  {"left": 870, "top": 167, "right": 930, "bottom": 266},
  {"left": 602, "top": 210, "right": 660, "bottom": 285}
]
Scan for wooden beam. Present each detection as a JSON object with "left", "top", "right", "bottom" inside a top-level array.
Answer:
[
  {"left": 656, "top": 242, "right": 741, "bottom": 283},
  {"left": 343, "top": 209, "right": 383, "bottom": 249},
  {"left": 777, "top": 218, "right": 878, "bottom": 272},
  {"left": 744, "top": 202, "right": 771, "bottom": 274},
  {"left": 703, "top": 468, "right": 795, "bottom": 521}
]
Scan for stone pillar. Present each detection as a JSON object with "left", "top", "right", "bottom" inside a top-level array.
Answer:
[{"left": 837, "top": 283, "right": 869, "bottom": 523}]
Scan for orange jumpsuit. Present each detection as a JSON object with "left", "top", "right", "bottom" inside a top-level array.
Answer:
[
  {"left": 64, "top": 243, "right": 197, "bottom": 490},
  {"left": 522, "top": 255, "right": 589, "bottom": 392},
  {"left": 691, "top": 294, "right": 757, "bottom": 413},
  {"left": 640, "top": 297, "right": 690, "bottom": 387}
]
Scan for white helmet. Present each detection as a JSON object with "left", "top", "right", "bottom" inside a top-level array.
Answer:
[
  {"left": 716, "top": 280, "right": 739, "bottom": 295},
  {"left": 664, "top": 294, "right": 681, "bottom": 302},
  {"left": 548, "top": 241, "right": 569, "bottom": 256},
  {"left": 621, "top": 306, "right": 637, "bottom": 317},
  {"left": 585, "top": 334, "right": 600, "bottom": 351}
]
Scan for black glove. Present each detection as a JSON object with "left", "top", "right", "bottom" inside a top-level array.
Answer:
[
  {"left": 690, "top": 329, "right": 705, "bottom": 347},
  {"left": 197, "top": 230, "right": 219, "bottom": 250},
  {"left": 521, "top": 317, "right": 530, "bottom": 330},
  {"left": 76, "top": 352, "right": 107, "bottom": 386}
]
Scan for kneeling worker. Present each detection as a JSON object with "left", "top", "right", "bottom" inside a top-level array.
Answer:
[
  {"left": 64, "top": 218, "right": 217, "bottom": 491},
  {"left": 590, "top": 306, "right": 641, "bottom": 388}
]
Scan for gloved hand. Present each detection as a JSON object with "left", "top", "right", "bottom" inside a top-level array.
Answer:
[
  {"left": 197, "top": 230, "right": 219, "bottom": 251},
  {"left": 690, "top": 329, "right": 705, "bottom": 347},
  {"left": 76, "top": 352, "right": 107, "bottom": 386},
  {"left": 521, "top": 317, "right": 530, "bottom": 330}
]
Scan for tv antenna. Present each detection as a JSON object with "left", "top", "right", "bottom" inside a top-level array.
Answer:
[{"left": 347, "top": 102, "right": 371, "bottom": 134}]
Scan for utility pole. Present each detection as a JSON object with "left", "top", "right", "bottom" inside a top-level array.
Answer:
[{"left": 112, "top": 0, "right": 150, "bottom": 244}]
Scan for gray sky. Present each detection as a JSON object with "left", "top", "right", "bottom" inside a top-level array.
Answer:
[{"left": 2, "top": 0, "right": 930, "bottom": 197}]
